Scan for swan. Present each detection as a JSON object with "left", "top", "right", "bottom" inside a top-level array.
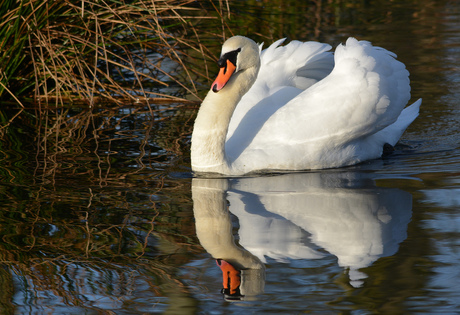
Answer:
[{"left": 191, "top": 36, "right": 422, "bottom": 175}]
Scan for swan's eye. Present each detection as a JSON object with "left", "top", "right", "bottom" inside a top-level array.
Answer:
[{"left": 218, "top": 48, "right": 241, "bottom": 68}]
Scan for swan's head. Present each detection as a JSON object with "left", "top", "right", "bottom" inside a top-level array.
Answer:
[{"left": 212, "top": 36, "right": 260, "bottom": 93}]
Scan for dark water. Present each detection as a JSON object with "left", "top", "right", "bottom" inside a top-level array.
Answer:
[{"left": 1, "top": 0, "right": 460, "bottom": 314}]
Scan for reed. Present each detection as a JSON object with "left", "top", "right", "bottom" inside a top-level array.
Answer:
[{"left": 0, "top": 0, "right": 230, "bottom": 107}]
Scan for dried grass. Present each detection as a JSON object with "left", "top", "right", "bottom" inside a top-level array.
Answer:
[{"left": 0, "top": 0, "right": 231, "bottom": 107}]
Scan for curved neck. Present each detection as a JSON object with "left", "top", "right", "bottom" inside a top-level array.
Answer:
[{"left": 191, "top": 66, "right": 258, "bottom": 174}]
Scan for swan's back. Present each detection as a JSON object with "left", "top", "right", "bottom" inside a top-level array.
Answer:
[
  {"left": 226, "top": 38, "right": 420, "bottom": 173},
  {"left": 227, "top": 39, "right": 334, "bottom": 140}
]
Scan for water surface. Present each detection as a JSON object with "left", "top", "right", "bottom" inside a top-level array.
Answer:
[{"left": 1, "top": 0, "right": 460, "bottom": 314}]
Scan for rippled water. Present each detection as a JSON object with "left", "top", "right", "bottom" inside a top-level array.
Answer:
[{"left": 1, "top": 0, "right": 460, "bottom": 314}]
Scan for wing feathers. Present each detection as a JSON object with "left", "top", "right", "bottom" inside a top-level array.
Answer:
[{"left": 227, "top": 37, "right": 417, "bottom": 171}]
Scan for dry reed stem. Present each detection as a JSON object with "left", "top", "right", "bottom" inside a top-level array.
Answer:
[{"left": 1, "top": 0, "right": 232, "bottom": 108}]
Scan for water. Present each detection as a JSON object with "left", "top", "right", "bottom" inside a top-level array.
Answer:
[{"left": 1, "top": 0, "right": 460, "bottom": 314}]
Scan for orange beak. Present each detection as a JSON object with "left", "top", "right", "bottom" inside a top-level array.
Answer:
[
  {"left": 216, "top": 259, "right": 241, "bottom": 295},
  {"left": 212, "top": 59, "right": 236, "bottom": 93}
]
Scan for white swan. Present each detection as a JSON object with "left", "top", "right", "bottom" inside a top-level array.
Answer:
[{"left": 191, "top": 36, "right": 422, "bottom": 175}]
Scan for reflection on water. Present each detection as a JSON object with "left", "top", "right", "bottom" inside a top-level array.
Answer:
[
  {"left": 192, "top": 178, "right": 265, "bottom": 301},
  {"left": 192, "top": 172, "right": 412, "bottom": 293},
  {"left": 0, "top": 0, "right": 459, "bottom": 313}
]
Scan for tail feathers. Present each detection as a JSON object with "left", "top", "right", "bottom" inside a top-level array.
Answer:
[{"left": 376, "top": 98, "right": 422, "bottom": 146}]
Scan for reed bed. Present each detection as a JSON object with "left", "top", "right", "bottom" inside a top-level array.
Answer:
[{"left": 0, "top": 0, "right": 231, "bottom": 107}]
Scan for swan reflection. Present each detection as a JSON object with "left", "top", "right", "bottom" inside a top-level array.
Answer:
[{"left": 192, "top": 172, "right": 412, "bottom": 296}]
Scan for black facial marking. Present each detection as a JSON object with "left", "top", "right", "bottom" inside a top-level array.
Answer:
[{"left": 217, "top": 48, "right": 241, "bottom": 69}]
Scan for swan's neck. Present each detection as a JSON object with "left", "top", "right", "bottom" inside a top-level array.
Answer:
[{"left": 191, "top": 67, "right": 258, "bottom": 174}]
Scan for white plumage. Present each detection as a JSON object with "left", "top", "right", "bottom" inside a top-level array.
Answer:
[{"left": 191, "top": 36, "right": 421, "bottom": 175}]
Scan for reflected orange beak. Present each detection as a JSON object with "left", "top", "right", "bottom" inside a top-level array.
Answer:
[
  {"left": 212, "top": 59, "right": 236, "bottom": 93},
  {"left": 216, "top": 259, "right": 241, "bottom": 295}
]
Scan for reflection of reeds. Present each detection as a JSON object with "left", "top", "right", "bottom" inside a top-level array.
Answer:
[
  {"left": 31, "top": 101, "right": 196, "bottom": 185},
  {"left": 0, "top": 100, "right": 199, "bottom": 309},
  {"left": 0, "top": 0, "right": 230, "bottom": 106},
  {"left": 0, "top": 161, "right": 200, "bottom": 311}
]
